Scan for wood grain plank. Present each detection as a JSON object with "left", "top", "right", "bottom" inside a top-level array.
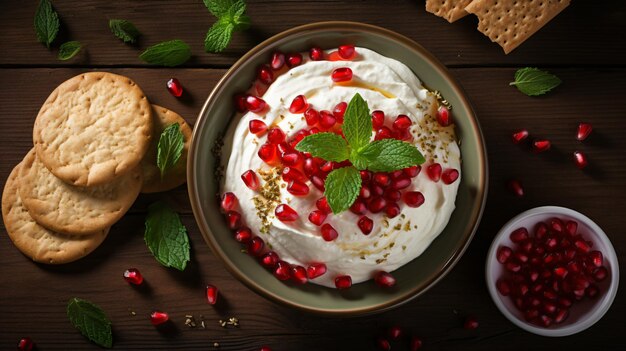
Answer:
[{"left": 0, "top": 0, "right": 624, "bottom": 67}]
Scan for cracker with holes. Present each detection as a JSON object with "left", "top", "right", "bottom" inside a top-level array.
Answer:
[
  {"left": 426, "top": 0, "right": 474, "bottom": 23},
  {"left": 33, "top": 72, "right": 152, "bottom": 187},
  {"left": 2, "top": 163, "right": 109, "bottom": 264},
  {"left": 465, "top": 0, "right": 571, "bottom": 54},
  {"left": 140, "top": 105, "right": 192, "bottom": 193}
]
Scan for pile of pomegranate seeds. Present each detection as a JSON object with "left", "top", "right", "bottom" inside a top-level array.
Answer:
[{"left": 495, "top": 218, "right": 609, "bottom": 327}]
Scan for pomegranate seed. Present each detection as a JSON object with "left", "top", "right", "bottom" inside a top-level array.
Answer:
[
  {"left": 317, "top": 110, "right": 335, "bottom": 129},
  {"left": 393, "top": 114, "right": 412, "bottom": 130},
  {"left": 338, "top": 44, "right": 355, "bottom": 59},
  {"left": 532, "top": 139, "right": 551, "bottom": 153},
  {"left": 436, "top": 106, "right": 451, "bottom": 126},
  {"left": 331, "top": 67, "right": 353, "bottom": 82},
  {"left": 373, "top": 173, "right": 390, "bottom": 187},
  {"left": 123, "top": 268, "right": 144, "bottom": 285},
  {"left": 371, "top": 110, "right": 385, "bottom": 129},
  {"left": 441, "top": 168, "right": 459, "bottom": 184},
  {"left": 321, "top": 223, "right": 338, "bottom": 241},
  {"left": 558, "top": 297, "right": 573, "bottom": 308},
  {"left": 205, "top": 284, "right": 218, "bottom": 305},
  {"left": 355, "top": 216, "right": 374, "bottom": 235},
  {"left": 554, "top": 309, "right": 569, "bottom": 323},
  {"left": 308, "top": 210, "right": 327, "bottom": 226},
  {"left": 573, "top": 151, "right": 588, "bottom": 169},
  {"left": 291, "top": 265, "right": 308, "bottom": 284},
  {"left": 410, "top": 336, "right": 423, "bottom": 351},
  {"left": 565, "top": 220, "right": 577, "bottom": 236},
  {"left": 404, "top": 165, "right": 421, "bottom": 178},
  {"left": 309, "top": 46, "right": 324, "bottom": 61},
  {"left": 287, "top": 180, "right": 309, "bottom": 196},
  {"left": 496, "top": 279, "right": 511, "bottom": 295},
  {"left": 376, "top": 337, "right": 391, "bottom": 351},
  {"left": 359, "top": 185, "right": 372, "bottom": 199},
  {"left": 320, "top": 161, "right": 335, "bottom": 173},
  {"left": 385, "top": 325, "right": 403, "bottom": 340},
  {"left": 249, "top": 119, "right": 268, "bottom": 135},
  {"left": 335, "top": 275, "right": 352, "bottom": 289},
  {"left": 260, "top": 346, "right": 272, "bottom": 351},
  {"left": 245, "top": 96, "right": 267, "bottom": 113},
  {"left": 257, "top": 143, "right": 276, "bottom": 163},
  {"left": 385, "top": 203, "right": 401, "bottom": 218},
  {"left": 289, "top": 95, "right": 308, "bottom": 114},
  {"left": 390, "top": 176, "right": 411, "bottom": 190},
  {"left": 166, "top": 78, "right": 183, "bottom": 97},
  {"left": 403, "top": 191, "right": 425, "bottom": 207},
  {"left": 538, "top": 315, "right": 553, "bottom": 327},
  {"left": 375, "top": 126, "right": 393, "bottom": 140},
  {"left": 257, "top": 65, "right": 273, "bottom": 85},
  {"left": 301, "top": 158, "right": 317, "bottom": 177},
  {"left": 463, "top": 316, "right": 479, "bottom": 330},
  {"left": 507, "top": 179, "right": 524, "bottom": 197},
  {"left": 384, "top": 189, "right": 402, "bottom": 202},
  {"left": 589, "top": 251, "right": 603, "bottom": 267},
  {"left": 304, "top": 108, "right": 320, "bottom": 126},
  {"left": 248, "top": 236, "right": 265, "bottom": 256},
  {"left": 266, "top": 127, "right": 286, "bottom": 144},
  {"left": 316, "top": 197, "right": 332, "bottom": 214},
  {"left": 368, "top": 197, "right": 387, "bottom": 213},
  {"left": 333, "top": 102, "right": 348, "bottom": 122},
  {"left": 226, "top": 210, "right": 241, "bottom": 229},
  {"left": 234, "top": 93, "right": 248, "bottom": 112},
  {"left": 260, "top": 251, "right": 279, "bottom": 268},
  {"left": 511, "top": 129, "right": 529, "bottom": 144},
  {"left": 549, "top": 218, "right": 563, "bottom": 233},
  {"left": 275, "top": 204, "right": 298, "bottom": 222},
  {"left": 359, "top": 170, "right": 371, "bottom": 183},
  {"left": 577, "top": 122, "right": 592, "bottom": 141},
  {"left": 496, "top": 246, "right": 513, "bottom": 264},
  {"left": 150, "top": 311, "right": 169, "bottom": 326},
  {"left": 510, "top": 227, "right": 529, "bottom": 243},
  {"left": 274, "top": 261, "right": 291, "bottom": 280},
  {"left": 375, "top": 271, "right": 396, "bottom": 288},
  {"left": 593, "top": 267, "right": 608, "bottom": 281},
  {"left": 586, "top": 284, "right": 599, "bottom": 298},
  {"left": 270, "top": 51, "right": 285, "bottom": 70},
  {"left": 292, "top": 129, "right": 310, "bottom": 143},
  {"left": 234, "top": 227, "right": 252, "bottom": 243},
  {"left": 220, "top": 192, "right": 238, "bottom": 212},
  {"left": 282, "top": 167, "right": 307, "bottom": 183},
  {"left": 310, "top": 175, "right": 325, "bottom": 191},
  {"left": 515, "top": 252, "right": 529, "bottom": 263},
  {"left": 17, "top": 338, "right": 34, "bottom": 351},
  {"left": 350, "top": 200, "right": 367, "bottom": 215},
  {"left": 426, "top": 163, "right": 442, "bottom": 182},
  {"left": 574, "top": 239, "right": 590, "bottom": 253},
  {"left": 281, "top": 152, "right": 301, "bottom": 166},
  {"left": 286, "top": 53, "right": 303, "bottom": 67},
  {"left": 307, "top": 262, "right": 327, "bottom": 279}
]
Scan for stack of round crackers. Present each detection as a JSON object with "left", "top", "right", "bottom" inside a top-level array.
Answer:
[{"left": 2, "top": 72, "right": 192, "bottom": 264}]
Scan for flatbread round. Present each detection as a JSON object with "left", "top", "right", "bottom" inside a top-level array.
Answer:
[
  {"left": 33, "top": 72, "right": 152, "bottom": 187},
  {"left": 2, "top": 162, "right": 109, "bottom": 264},
  {"left": 140, "top": 105, "right": 192, "bottom": 193},
  {"left": 18, "top": 149, "right": 142, "bottom": 235}
]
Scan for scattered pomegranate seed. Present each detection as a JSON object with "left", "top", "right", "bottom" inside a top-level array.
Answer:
[
  {"left": 309, "top": 46, "right": 324, "bottom": 61},
  {"left": 357, "top": 216, "right": 374, "bottom": 235},
  {"left": 532, "top": 139, "right": 551, "bottom": 153},
  {"left": 436, "top": 106, "right": 451, "bottom": 127},
  {"left": 205, "top": 284, "right": 218, "bottom": 305},
  {"left": 286, "top": 53, "right": 303, "bottom": 67},
  {"left": 371, "top": 110, "right": 385, "bottom": 129},
  {"left": 260, "top": 346, "right": 272, "bottom": 351},
  {"left": 123, "top": 268, "right": 144, "bottom": 285},
  {"left": 384, "top": 189, "right": 402, "bottom": 202},
  {"left": 267, "top": 127, "right": 286, "bottom": 144},
  {"left": 275, "top": 204, "right": 298, "bottom": 222},
  {"left": 270, "top": 51, "right": 285, "bottom": 70},
  {"left": 577, "top": 122, "right": 592, "bottom": 141},
  {"left": 507, "top": 179, "right": 524, "bottom": 197},
  {"left": 17, "top": 337, "right": 34, "bottom": 351},
  {"left": 249, "top": 119, "right": 268, "bottom": 135},
  {"left": 291, "top": 265, "right": 308, "bottom": 284},
  {"left": 257, "top": 65, "right": 274, "bottom": 85},
  {"left": 310, "top": 175, "right": 325, "bottom": 191},
  {"left": 234, "top": 93, "right": 248, "bottom": 113},
  {"left": 368, "top": 197, "right": 387, "bottom": 213},
  {"left": 220, "top": 192, "right": 238, "bottom": 212},
  {"left": 287, "top": 180, "right": 309, "bottom": 196},
  {"left": 274, "top": 261, "right": 291, "bottom": 280},
  {"left": 463, "top": 315, "right": 479, "bottom": 330},
  {"left": 350, "top": 200, "right": 367, "bottom": 215},
  {"left": 376, "top": 337, "right": 391, "bottom": 351},
  {"left": 573, "top": 151, "right": 588, "bottom": 169},
  {"left": 333, "top": 101, "right": 348, "bottom": 122},
  {"left": 260, "top": 251, "right": 279, "bottom": 268},
  {"left": 335, "top": 275, "right": 352, "bottom": 289},
  {"left": 331, "top": 67, "right": 353, "bottom": 82},
  {"left": 316, "top": 197, "right": 332, "bottom": 214},
  {"left": 248, "top": 236, "right": 265, "bottom": 256},
  {"left": 226, "top": 210, "right": 241, "bottom": 229},
  {"left": 426, "top": 163, "right": 442, "bottom": 182},
  {"left": 375, "top": 126, "right": 393, "bottom": 140},
  {"left": 338, "top": 44, "right": 355, "bottom": 59},
  {"left": 393, "top": 114, "right": 412, "bottom": 130},
  {"left": 441, "top": 168, "right": 459, "bottom": 184},
  {"left": 304, "top": 108, "right": 320, "bottom": 126},
  {"left": 166, "top": 78, "right": 183, "bottom": 97},
  {"left": 319, "top": 110, "right": 337, "bottom": 129},
  {"left": 511, "top": 129, "right": 529, "bottom": 144},
  {"left": 403, "top": 191, "right": 425, "bottom": 208},
  {"left": 385, "top": 203, "right": 401, "bottom": 218},
  {"left": 150, "top": 311, "right": 169, "bottom": 326},
  {"left": 234, "top": 227, "right": 252, "bottom": 243},
  {"left": 373, "top": 173, "right": 390, "bottom": 187},
  {"left": 282, "top": 167, "right": 307, "bottom": 183},
  {"left": 289, "top": 95, "right": 308, "bottom": 114},
  {"left": 404, "top": 165, "right": 421, "bottom": 178},
  {"left": 245, "top": 96, "right": 267, "bottom": 113},
  {"left": 410, "top": 336, "right": 423, "bottom": 351},
  {"left": 308, "top": 210, "right": 327, "bottom": 226},
  {"left": 321, "top": 223, "right": 338, "bottom": 241},
  {"left": 375, "top": 271, "right": 397, "bottom": 288},
  {"left": 307, "top": 262, "right": 327, "bottom": 279}
]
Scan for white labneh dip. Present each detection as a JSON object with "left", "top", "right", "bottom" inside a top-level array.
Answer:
[{"left": 221, "top": 48, "right": 461, "bottom": 288}]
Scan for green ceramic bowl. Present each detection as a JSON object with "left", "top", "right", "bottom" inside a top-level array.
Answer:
[{"left": 188, "top": 22, "right": 488, "bottom": 316}]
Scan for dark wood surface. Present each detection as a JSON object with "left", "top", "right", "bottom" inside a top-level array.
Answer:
[{"left": 1, "top": 1, "right": 625, "bottom": 350}]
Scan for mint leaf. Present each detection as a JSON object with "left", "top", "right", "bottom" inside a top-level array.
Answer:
[
  {"left": 157, "top": 123, "right": 185, "bottom": 178},
  {"left": 204, "top": 20, "right": 234, "bottom": 53},
  {"left": 203, "top": 0, "right": 236, "bottom": 18},
  {"left": 109, "top": 19, "right": 140, "bottom": 44},
  {"left": 342, "top": 93, "right": 372, "bottom": 152},
  {"left": 67, "top": 298, "right": 112, "bottom": 348},
  {"left": 510, "top": 67, "right": 561, "bottom": 96},
  {"left": 34, "top": 0, "right": 59, "bottom": 48},
  {"left": 324, "top": 167, "right": 361, "bottom": 214},
  {"left": 144, "top": 202, "right": 190, "bottom": 271},
  {"left": 139, "top": 40, "right": 191, "bottom": 67},
  {"left": 360, "top": 139, "right": 425, "bottom": 172},
  {"left": 233, "top": 14, "right": 251, "bottom": 31},
  {"left": 57, "top": 41, "right": 81, "bottom": 60},
  {"left": 295, "top": 132, "right": 350, "bottom": 162}
]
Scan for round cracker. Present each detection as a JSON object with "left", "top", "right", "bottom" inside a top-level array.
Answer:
[
  {"left": 33, "top": 72, "right": 152, "bottom": 187},
  {"left": 2, "top": 163, "right": 109, "bottom": 264},
  {"left": 18, "top": 149, "right": 142, "bottom": 235},
  {"left": 140, "top": 105, "right": 192, "bottom": 193}
]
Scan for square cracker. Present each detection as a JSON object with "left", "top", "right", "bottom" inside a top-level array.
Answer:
[
  {"left": 465, "top": 0, "right": 571, "bottom": 54},
  {"left": 426, "top": 0, "right": 474, "bottom": 23}
]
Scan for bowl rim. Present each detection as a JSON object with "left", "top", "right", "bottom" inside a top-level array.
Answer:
[
  {"left": 188, "top": 21, "right": 489, "bottom": 316},
  {"left": 485, "top": 206, "right": 620, "bottom": 336}
]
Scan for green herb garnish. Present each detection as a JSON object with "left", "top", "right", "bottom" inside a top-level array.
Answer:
[
  {"left": 157, "top": 123, "right": 185, "bottom": 178},
  {"left": 109, "top": 19, "right": 141, "bottom": 44},
  {"left": 203, "top": 0, "right": 251, "bottom": 53},
  {"left": 34, "top": 0, "right": 60, "bottom": 48},
  {"left": 139, "top": 39, "right": 191, "bottom": 67},
  {"left": 295, "top": 93, "right": 425, "bottom": 213},
  {"left": 57, "top": 41, "right": 82, "bottom": 60},
  {"left": 144, "top": 202, "right": 190, "bottom": 271},
  {"left": 510, "top": 67, "right": 561, "bottom": 96},
  {"left": 67, "top": 298, "right": 113, "bottom": 348}
]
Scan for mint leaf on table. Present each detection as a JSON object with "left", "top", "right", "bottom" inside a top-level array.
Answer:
[
  {"left": 144, "top": 202, "right": 190, "bottom": 271},
  {"left": 342, "top": 93, "right": 372, "bottom": 152},
  {"left": 109, "top": 19, "right": 140, "bottom": 44},
  {"left": 67, "top": 298, "right": 113, "bottom": 348},
  {"left": 324, "top": 167, "right": 361, "bottom": 214},
  {"left": 510, "top": 67, "right": 561, "bottom": 96},
  {"left": 204, "top": 20, "right": 235, "bottom": 53},
  {"left": 157, "top": 123, "right": 185, "bottom": 178},
  {"left": 203, "top": 0, "right": 235, "bottom": 17},
  {"left": 57, "top": 41, "right": 81, "bottom": 60},
  {"left": 359, "top": 139, "right": 425, "bottom": 172},
  {"left": 34, "top": 0, "right": 60, "bottom": 48},
  {"left": 203, "top": 0, "right": 251, "bottom": 53},
  {"left": 295, "top": 132, "right": 350, "bottom": 162},
  {"left": 139, "top": 39, "right": 191, "bottom": 67}
]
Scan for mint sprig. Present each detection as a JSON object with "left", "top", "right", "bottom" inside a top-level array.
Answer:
[
  {"left": 139, "top": 39, "right": 191, "bottom": 67},
  {"left": 510, "top": 67, "right": 561, "bottom": 96},
  {"left": 295, "top": 93, "right": 425, "bottom": 213},
  {"left": 34, "top": 0, "right": 59, "bottom": 48},
  {"left": 57, "top": 41, "right": 82, "bottom": 61},
  {"left": 109, "top": 19, "right": 141, "bottom": 44},
  {"left": 67, "top": 298, "right": 113, "bottom": 348},
  {"left": 144, "top": 202, "right": 190, "bottom": 271},
  {"left": 157, "top": 123, "right": 185, "bottom": 179},
  {"left": 203, "top": 0, "right": 251, "bottom": 53}
]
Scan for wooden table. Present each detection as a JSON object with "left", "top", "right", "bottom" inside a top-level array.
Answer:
[{"left": 1, "top": 1, "right": 625, "bottom": 350}]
